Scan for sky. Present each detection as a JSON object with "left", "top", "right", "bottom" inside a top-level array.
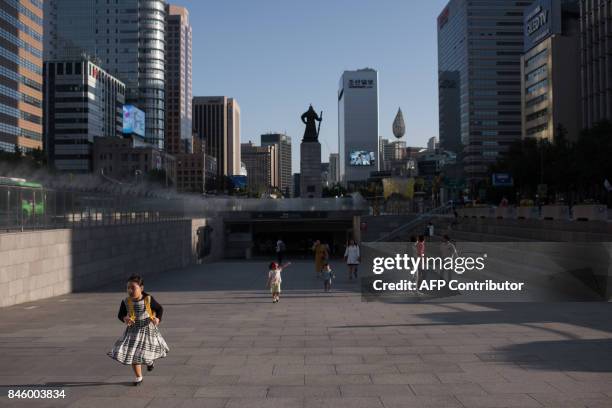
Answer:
[{"left": 171, "top": 0, "right": 449, "bottom": 171}]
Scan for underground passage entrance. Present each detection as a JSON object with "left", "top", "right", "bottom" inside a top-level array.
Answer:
[
  {"left": 225, "top": 218, "right": 355, "bottom": 259},
  {"left": 252, "top": 220, "right": 352, "bottom": 259}
]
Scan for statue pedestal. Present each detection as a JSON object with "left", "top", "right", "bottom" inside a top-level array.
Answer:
[{"left": 300, "top": 140, "right": 322, "bottom": 198}]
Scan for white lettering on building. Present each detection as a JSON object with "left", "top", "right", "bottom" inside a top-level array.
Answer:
[{"left": 527, "top": 7, "right": 549, "bottom": 35}]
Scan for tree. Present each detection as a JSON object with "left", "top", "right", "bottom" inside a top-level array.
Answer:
[
  {"left": 322, "top": 183, "right": 347, "bottom": 197},
  {"left": 488, "top": 120, "right": 612, "bottom": 206}
]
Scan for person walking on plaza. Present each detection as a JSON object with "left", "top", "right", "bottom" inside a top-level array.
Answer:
[
  {"left": 409, "top": 236, "right": 418, "bottom": 256},
  {"left": 440, "top": 234, "right": 458, "bottom": 282},
  {"left": 344, "top": 239, "right": 360, "bottom": 280},
  {"left": 426, "top": 221, "right": 435, "bottom": 238},
  {"left": 415, "top": 235, "right": 426, "bottom": 285},
  {"left": 322, "top": 263, "right": 335, "bottom": 292},
  {"left": 416, "top": 235, "right": 426, "bottom": 257},
  {"left": 267, "top": 261, "right": 291, "bottom": 303},
  {"left": 440, "top": 234, "right": 458, "bottom": 258},
  {"left": 276, "top": 238, "right": 286, "bottom": 264},
  {"left": 312, "top": 240, "right": 328, "bottom": 278},
  {"left": 108, "top": 275, "right": 169, "bottom": 386}
]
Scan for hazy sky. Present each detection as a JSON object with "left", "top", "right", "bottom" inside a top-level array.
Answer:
[{"left": 171, "top": 0, "right": 449, "bottom": 170}]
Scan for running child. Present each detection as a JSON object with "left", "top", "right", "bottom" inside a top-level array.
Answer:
[
  {"left": 267, "top": 261, "right": 291, "bottom": 303},
  {"left": 108, "top": 274, "right": 170, "bottom": 386},
  {"left": 322, "top": 263, "right": 335, "bottom": 292}
]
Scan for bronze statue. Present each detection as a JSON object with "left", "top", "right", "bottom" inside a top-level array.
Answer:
[{"left": 301, "top": 104, "right": 322, "bottom": 142}]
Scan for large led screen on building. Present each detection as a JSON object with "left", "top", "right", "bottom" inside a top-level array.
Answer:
[
  {"left": 349, "top": 151, "right": 375, "bottom": 166},
  {"left": 123, "top": 105, "right": 145, "bottom": 137}
]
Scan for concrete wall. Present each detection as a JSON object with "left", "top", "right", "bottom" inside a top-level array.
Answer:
[{"left": 0, "top": 217, "right": 223, "bottom": 307}]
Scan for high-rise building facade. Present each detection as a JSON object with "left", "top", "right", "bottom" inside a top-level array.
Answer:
[
  {"left": 438, "top": 0, "right": 533, "bottom": 182},
  {"left": 438, "top": 70, "right": 462, "bottom": 154},
  {"left": 329, "top": 153, "right": 339, "bottom": 184},
  {"left": 165, "top": 4, "right": 192, "bottom": 154},
  {"left": 380, "top": 138, "right": 406, "bottom": 171},
  {"left": 44, "top": 58, "right": 125, "bottom": 172},
  {"left": 227, "top": 98, "right": 240, "bottom": 176},
  {"left": 338, "top": 68, "right": 379, "bottom": 185},
  {"left": 379, "top": 138, "right": 389, "bottom": 169},
  {"left": 0, "top": 0, "right": 43, "bottom": 153},
  {"left": 261, "top": 133, "right": 292, "bottom": 196},
  {"left": 93, "top": 136, "right": 162, "bottom": 181},
  {"left": 428, "top": 136, "right": 439, "bottom": 151},
  {"left": 521, "top": 0, "right": 581, "bottom": 141},
  {"left": 44, "top": 0, "right": 166, "bottom": 148},
  {"left": 321, "top": 162, "right": 331, "bottom": 187},
  {"left": 293, "top": 173, "right": 301, "bottom": 197},
  {"left": 192, "top": 96, "right": 241, "bottom": 181},
  {"left": 579, "top": 0, "right": 612, "bottom": 128},
  {"left": 174, "top": 148, "right": 205, "bottom": 193},
  {"left": 241, "top": 141, "right": 278, "bottom": 194}
]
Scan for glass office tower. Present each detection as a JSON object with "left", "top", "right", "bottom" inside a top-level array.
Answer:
[
  {"left": 0, "top": 0, "right": 43, "bottom": 153},
  {"left": 165, "top": 4, "right": 192, "bottom": 154},
  {"left": 45, "top": 0, "right": 166, "bottom": 149},
  {"left": 438, "top": 0, "right": 533, "bottom": 183},
  {"left": 261, "top": 133, "right": 292, "bottom": 197},
  {"left": 44, "top": 59, "right": 125, "bottom": 172},
  {"left": 338, "top": 68, "right": 379, "bottom": 185}
]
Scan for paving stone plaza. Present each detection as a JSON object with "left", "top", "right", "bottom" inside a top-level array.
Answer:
[{"left": 1, "top": 260, "right": 612, "bottom": 408}]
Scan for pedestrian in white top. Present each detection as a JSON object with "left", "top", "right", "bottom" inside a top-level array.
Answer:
[
  {"left": 344, "top": 240, "right": 360, "bottom": 280},
  {"left": 440, "top": 235, "right": 458, "bottom": 282},
  {"left": 276, "top": 239, "right": 285, "bottom": 264},
  {"left": 440, "top": 235, "right": 458, "bottom": 258},
  {"left": 427, "top": 222, "right": 435, "bottom": 238}
]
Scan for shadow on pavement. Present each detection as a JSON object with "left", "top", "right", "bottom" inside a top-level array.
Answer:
[
  {"left": 331, "top": 302, "right": 612, "bottom": 373},
  {"left": 0, "top": 381, "right": 132, "bottom": 389},
  {"left": 498, "top": 338, "right": 612, "bottom": 373}
]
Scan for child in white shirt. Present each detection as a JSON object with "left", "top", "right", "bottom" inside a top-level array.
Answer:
[{"left": 267, "top": 261, "right": 291, "bottom": 303}]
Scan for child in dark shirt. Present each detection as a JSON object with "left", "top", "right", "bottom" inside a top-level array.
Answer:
[{"left": 108, "top": 275, "right": 169, "bottom": 386}]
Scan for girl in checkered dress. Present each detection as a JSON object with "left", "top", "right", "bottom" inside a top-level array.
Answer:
[{"left": 108, "top": 275, "right": 169, "bottom": 386}]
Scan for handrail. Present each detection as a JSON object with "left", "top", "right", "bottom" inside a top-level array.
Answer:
[{"left": 373, "top": 203, "right": 453, "bottom": 242}]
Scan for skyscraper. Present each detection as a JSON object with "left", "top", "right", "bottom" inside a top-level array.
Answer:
[
  {"left": 438, "top": 0, "right": 534, "bottom": 182},
  {"left": 521, "top": 0, "right": 580, "bottom": 141},
  {"left": 438, "top": 70, "right": 462, "bottom": 154},
  {"left": 580, "top": 0, "right": 612, "bottom": 128},
  {"left": 0, "top": 0, "right": 43, "bottom": 153},
  {"left": 44, "top": 58, "right": 125, "bottom": 172},
  {"left": 241, "top": 142, "right": 278, "bottom": 194},
  {"left": 228, "top": 98, "right": 241, "bottom": 176},
  {"left": 44, "top": 0, "right": 166, "bottom": 148},
  {"left": 165, "top": 4, "right": 192, "bottom": 154},
  {"left": 427, "top": 137, "right": 439, "bottom": 151},
  {"left": 261, "top": 133, "right": 292, "bottom": 196},
  {"left": 329, "top": 153, "right": 339, "bottom": 184},
  {"left": 192, "top": 96, "right": 241, "bottom": 182},
  {"left": 380, "top": 137, "right": 406, "bottom": 171},
  {"left": 338, "top": 68, "right": 379, "bottom": 185}
]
